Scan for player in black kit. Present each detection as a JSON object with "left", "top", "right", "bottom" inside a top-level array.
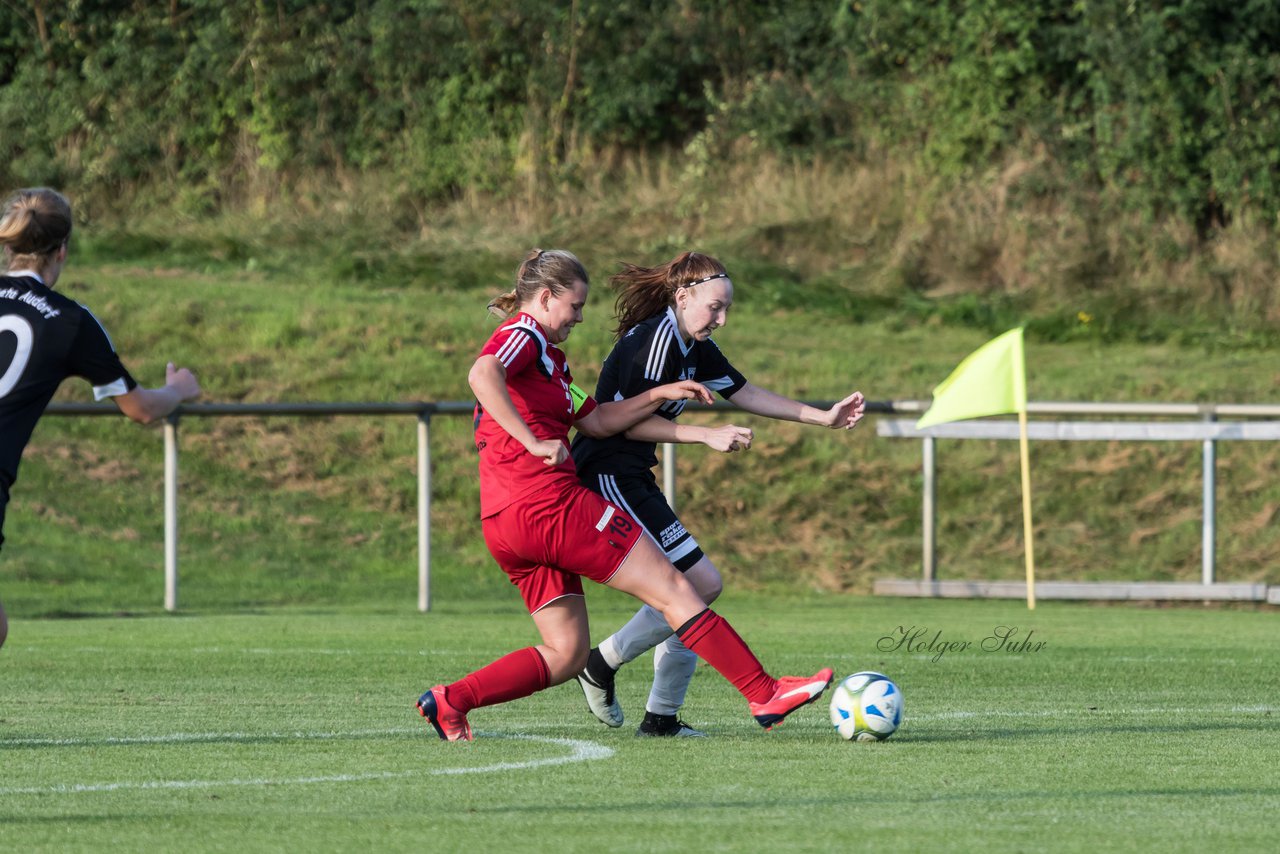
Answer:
[
  {"left": 0, "top": 188, "right": 201, "bottom": 650},
  {"left": 571, "top": 251, "right": 865, "bottom": 736}
]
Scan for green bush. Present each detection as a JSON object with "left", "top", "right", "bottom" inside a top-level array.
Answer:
[{"left": 0, "top": 1, "right": 1276, "bottom": 225}]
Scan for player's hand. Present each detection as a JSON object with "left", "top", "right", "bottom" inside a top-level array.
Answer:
[
  {"left": 656, "top": 380, "right": 714, "bottom": 406},
  {"left": 826, "top": 391, "right": 865, "bottom": 430},
  {"left": 703, "top": 425, "right": 754, "bottom": 453},
  {"left": 527, "top": 438, "right": 569, "bottom": 466},
  {"left": 166, "top": 363, "right": 202, "bottom": 401}
]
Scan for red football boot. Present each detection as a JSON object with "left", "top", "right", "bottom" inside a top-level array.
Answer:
[
  {"left": 748, "top": 668, "right": 834, "bottom": 730},
  {"left": 417, "top": 685, "right": 473, "bottom": 742}
]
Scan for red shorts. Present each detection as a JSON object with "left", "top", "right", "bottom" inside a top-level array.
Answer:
[{"left": 482, "top": 478, "right": 645, "bottom": 613}]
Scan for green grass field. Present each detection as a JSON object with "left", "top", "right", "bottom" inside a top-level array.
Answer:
[
  {"left": 3, "top": 595, "right": 1276, "bottom": 853},
  {"left": 3, "top": 217, "right": 1279, "bottom": 851}
]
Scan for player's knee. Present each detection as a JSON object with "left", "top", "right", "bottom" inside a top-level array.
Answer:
[
  {"left": 565, "top": 643, "right": 589, "bottom": 676},
  {"left": 553, "top": 645, "right": 589, "bottom": 684},
  {"left": 695, "top": 571, "right": 723, "bottom": 603},
  {"left": 540, "top": 638, "right": 590, "bottom": 684},
  {"left": 686, "top": 560, "right": 723, "bottom": 604},
  {"left": 666, "top": 571, "right": 707, "bottom": 612}
]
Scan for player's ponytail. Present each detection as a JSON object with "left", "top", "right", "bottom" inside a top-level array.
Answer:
[
  {"left": 0, "top": 188, "right": 73, "bottom": 273},
  {"left": 487, "top": 289, "right": 521, "bottom": 317},
  {"left": 488, "top": 248, "right": 589, "bottom": 318},
  {"left": 610, "top": 251, "right": 727, "bottom": 339}
]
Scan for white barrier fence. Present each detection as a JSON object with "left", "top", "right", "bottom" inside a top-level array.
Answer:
[
  {"left": 876, "top": 401, "right": 1280, "bottom": 605},
  {"left": 47, "top": 401, "right": 472, "bottom": 613},
  {"left": 46, "top": 399, "right": 1280, "bottom": 610}
]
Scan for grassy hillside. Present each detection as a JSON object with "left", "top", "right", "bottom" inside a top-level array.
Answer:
[{"left": 2, "top": 202, "right": 1278, "bottom": 619}]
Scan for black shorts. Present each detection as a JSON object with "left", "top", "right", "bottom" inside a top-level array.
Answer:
[{"left": 582, "top": 471, "right": 703, "bottom": 571}]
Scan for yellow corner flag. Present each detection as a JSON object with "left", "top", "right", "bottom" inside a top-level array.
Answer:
[
  {"left": 917, "top": 327, "right": 1037, "bottom": 609},
  {"left": 917, "top": 327, "right": 1026, "bottom": 429}
]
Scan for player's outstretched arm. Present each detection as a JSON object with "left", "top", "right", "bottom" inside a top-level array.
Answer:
[
  {"left": 624, "top": 417, "right": 753, "bottom": 452},
  {"left": 577, "top": 380, "right": 713, "bottom": 439},
  {"left": 729, "top": 383, "right": 865, "bottom": 430},
  {"left": 114, "top": 363, "right": 202, "bottom": 425}
]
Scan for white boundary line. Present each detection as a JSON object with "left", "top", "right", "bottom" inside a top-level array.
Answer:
[
  {"left": 0, "top": 732, "right": 614, "bottom": 796},
  {"left": 909, "top": 705, "right": 1278, "bottom": 721},
  {"left": 0, "top": 726, "right": 423, "bottom": 748}
]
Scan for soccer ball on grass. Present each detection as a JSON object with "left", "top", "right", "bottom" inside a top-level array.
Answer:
[{"left": 829, "top": 671, "right": 902, "bottom": 741}]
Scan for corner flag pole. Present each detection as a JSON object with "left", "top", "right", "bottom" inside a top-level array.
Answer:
[
  {"left": 1012, "top": 338, "right": 1035, "bottom": 610},
  {"left": 1018, "top": 408, "right": 1036, "bottom": 610},
  {"left": 917, "top": 326, "right": 1036, "bottom": 608}
]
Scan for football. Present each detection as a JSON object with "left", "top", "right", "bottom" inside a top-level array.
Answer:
[{"left": 829, "top": 671, "right": 902, "bottom": 741}]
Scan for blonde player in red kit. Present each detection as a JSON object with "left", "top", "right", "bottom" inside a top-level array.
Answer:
[{"left": 416, "top": 249, "right": 832, "bottom": 741}]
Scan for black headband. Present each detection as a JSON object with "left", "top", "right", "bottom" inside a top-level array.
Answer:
[{"left": 683, "top": 272, "right": 728, "bottom": 287}]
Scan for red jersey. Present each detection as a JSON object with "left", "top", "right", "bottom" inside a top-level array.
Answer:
[{"left": 474, "top": 312, "right": 598, "bottom": 518}]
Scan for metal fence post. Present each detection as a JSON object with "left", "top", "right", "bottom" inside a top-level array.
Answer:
[
  {"left": 1202, "top": 410, "right": 1217, "bottom": 585},
  {"left": 418, "top": 410, "right": 431, "bottom": 612},
  {"left": 164, "top": 414, "right": 179, "bottom": 612},
  {"left": 662, "top": 442, "right": 676, "bottom": 510},
  {"left": 922, "top": 435, "right": 936, "bottom": 582}
]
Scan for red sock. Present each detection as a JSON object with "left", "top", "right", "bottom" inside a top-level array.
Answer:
[
  {"left": 447, "top": 647, "right": 551, "bottom": 713},
  {"left": 675, "top": 609, "right": 776, "bottom": 703}
]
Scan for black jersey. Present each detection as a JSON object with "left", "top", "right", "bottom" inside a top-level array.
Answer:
[
  {"left": 571, "top": 306, "right": 746, "bottom": 478},
  {"left": 0, "top": 273, "right": 136, "bottom": 504}
]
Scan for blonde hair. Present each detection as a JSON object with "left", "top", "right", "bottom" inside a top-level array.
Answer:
[
  {"left": 609, "top": 251, "right": 727, "bottom": 339},
  {"left": 0, "top": 188, "right": 73, "bottom": 274},
  {"left": 488, "top": 249, "right": 589, "bottom": 318}
]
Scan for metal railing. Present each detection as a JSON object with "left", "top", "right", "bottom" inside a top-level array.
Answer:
[
  {"left": 44, "top": 398, "right": 1280, "bottom": 610},
  {"left": 47, "top": 401, "right": 472, "bottom": 612},
  {"left": 876, "top": 401, "right": 1280, "bottom": 601}
]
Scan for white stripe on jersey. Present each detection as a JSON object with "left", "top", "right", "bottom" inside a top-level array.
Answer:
[
  {"left": 494, "top": 334, "right": 524, "bottom": 366},
  {"left": 92, "top": 378, "right": 131, "bottom": 401},
  {"left": 494, "top": 323, "right": 532, "bottom": 366},
  {"left": 643, "top": 308, "right": 697, "bottom": 383},
  {"left": 598, "top": 474, "right": 698, "bottom": 563},
  {"left": 644, "top": 314, "right": 676, "bottom": 381},
  {"left": 666, "top": 307, "right": 693, "bottom": 357},
  {"left": 80, "top": 305, "right": 130, "bottom": 400},
  {"left": 597, "top": 475, "right": 640, "bottom": 525},
  {"left": 703, "top": 376, "right": 736, "bottom": 391},
  {"left": 495, "top": 317, "right": 555, "bottom": 376},
  {"left": 667, "top": 536, "right": 699, "bottom": 564}
]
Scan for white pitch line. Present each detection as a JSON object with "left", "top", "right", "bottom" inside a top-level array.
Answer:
[
  {"left": 0, "top": 727, "right": 423, "bottom": 748},
  {"left": 909, "top": 705, "right": 1278, "bottom": 722},
  {"left": 56, "top": 647, "right": 475, "bottom": 658},
  {"left": 0, "top": 733, "right": 614, "bottom": 796}
]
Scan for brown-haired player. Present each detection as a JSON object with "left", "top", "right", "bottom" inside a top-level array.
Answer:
[{"left": 571, "top": 251, "right": 865, "bottom": 737}]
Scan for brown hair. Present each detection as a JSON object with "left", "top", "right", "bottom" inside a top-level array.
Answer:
[
  {"left": 0, "top": 188, "right": 73, "bottom": 274},
  {"left": 609, "top": 251, "right": 727, "bottom": 339},
  {"left": 488, "top": 249, "right": 590, "bottom": 318}
]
